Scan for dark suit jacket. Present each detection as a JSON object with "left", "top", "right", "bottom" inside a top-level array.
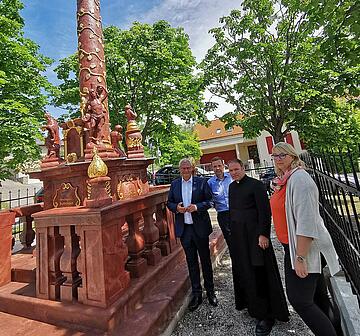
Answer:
[{"left": 167, "top": 176, "right": 213, "bottom": 238}]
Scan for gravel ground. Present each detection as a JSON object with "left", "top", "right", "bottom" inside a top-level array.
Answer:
[{"left": 171, "top": 229, "right": 314, "bottom": 336}]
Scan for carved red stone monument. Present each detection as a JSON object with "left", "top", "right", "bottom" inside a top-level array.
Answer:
[{"left": 0, "top": 0, "right": 227, "bottom": 334}]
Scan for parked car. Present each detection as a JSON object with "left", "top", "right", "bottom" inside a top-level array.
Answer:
[
  {"left": 194, "top": 167, "right": 212, "bottom": 179},
  {"left": 154, "top": 165, "right": 180, "bottom": 185},
  {"left": 34, "top": 187, "right": 44, "bottom": 203},
  {"left": 147, "top": 171, "right": 155, "bottom": 185},
  {"left": 259, "top": 168, "right": 276, "bottom": 195},
  {"left": 154, "top": 165, "right": 213, "bottom": 185}
]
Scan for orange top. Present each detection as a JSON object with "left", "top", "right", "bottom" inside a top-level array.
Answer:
[{"left": 270, "top": 186, "right": 289, "bottom": 244}]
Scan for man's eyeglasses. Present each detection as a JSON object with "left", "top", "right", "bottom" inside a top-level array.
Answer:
[{"left": 271, "top": 153, "right": 288, "bottom": 160}]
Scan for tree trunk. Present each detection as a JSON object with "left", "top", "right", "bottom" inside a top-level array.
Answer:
[
  {"left": 272, "top": 119, "right": 285, "bottom": 144},
  {"left": 273, "top": 132, "right": 284, "bottom": 144}
]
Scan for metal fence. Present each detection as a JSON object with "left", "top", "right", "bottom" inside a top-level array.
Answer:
[
  {"left": 301, "top": 147, "right": 360, "bottom": 306},
  {"left": 0, "top": 187, "right": 40, "bottom": 237}
]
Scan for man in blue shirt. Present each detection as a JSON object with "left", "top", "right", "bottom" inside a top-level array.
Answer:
[{"left": 207, "top": 157, "right": 233, "bottom": 250}]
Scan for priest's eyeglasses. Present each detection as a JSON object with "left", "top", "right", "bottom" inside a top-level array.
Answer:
[{"left": 271, "top": 153, "right": 288, "bottom": 160}]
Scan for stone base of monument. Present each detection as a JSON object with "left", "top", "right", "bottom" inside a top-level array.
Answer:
[
  {"left": 84, "top": 176, "right": 113, "bottom": 208},
  {"left": 30, "top": 157, "right": 148, "bottom": 211},
  {"left": 40, "top": 157, "right": 64, "bottom": 169},
  {"left": 0, "top": 229, "right": 225, "bottom": 335},
  {"left": 84, "top": 143, "right": 120, "bottom": 160},
  {"left": 127, "top": 147, "right": 145, "bottom": 159}
]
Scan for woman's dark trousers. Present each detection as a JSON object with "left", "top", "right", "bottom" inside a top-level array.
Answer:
[{"left": 283, "top": 244, "right": 338, "bottom": 336}]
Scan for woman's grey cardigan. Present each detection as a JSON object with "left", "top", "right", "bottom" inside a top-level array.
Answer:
[{"left": 285, "top": 169, "right": 340, "bottom": 276}]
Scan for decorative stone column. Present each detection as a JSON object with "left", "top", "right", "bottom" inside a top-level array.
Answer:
[{"left": 77, "top": 0, "right": 115, "bottom": 156}]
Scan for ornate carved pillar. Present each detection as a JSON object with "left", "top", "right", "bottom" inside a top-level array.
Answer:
[
  {"left": 155, "top": 203, "right": 170, "bottom": 256},
  {"left": 166, "top": 207, "right": 178, "bottom": 252},
  {"left": 77, "top": 0, "right": 110, "bottom": 144},
  {"left": 142, "top": 206, "right": 161, "bottom": 265},
  {"left": 59, "top": 226, "right": 81, "bottom": 302},
  {"left": 48, "top": 227, "right": 65, "bottom": 300},
  {"left": 20, "top": 215, "right": 36, "bottom": 249},
  {"left": 125, "top": 212, "right": 147, "bottom": 278}
]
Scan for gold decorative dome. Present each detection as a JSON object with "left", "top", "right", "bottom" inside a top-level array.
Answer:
[{"left": 87, "top": 147, "right": 108, "bottom": 178}]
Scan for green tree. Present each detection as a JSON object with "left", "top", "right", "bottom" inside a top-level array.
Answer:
[
  {"left": 153, "top": 125, "right": 202, "bottom": 166},
  {"left": 202, "top": 0, "right": 359, "bottom": 147},
  {"left": 0, "top": 0, "right": 52, "bottom": 180},
  {"left": 305, "top": 0, "right": 359, "bottom": 96},
  {"left": 53, "top": 20, "right": 207, "bottom": 144}
]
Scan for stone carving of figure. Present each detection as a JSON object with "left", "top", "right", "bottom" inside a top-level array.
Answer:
[
  {"left": 110, "top": 125, "right": 125, "bottom": 156},
  {"left": 44, "top": 112, "right": 61, "bottom": 159},
  {"left": 125, "top": 104, "right": 137, "bottom": 122},
  {"left": 124, "top": 104, "right": 144, "bottom": 158},
  {"left": 82, "top": 85, "right": 108, "bottom": 144}
]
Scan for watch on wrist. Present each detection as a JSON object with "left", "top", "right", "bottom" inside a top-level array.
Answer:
[{"left": 296, "top": 255, "right": 306, "bottom": 263}]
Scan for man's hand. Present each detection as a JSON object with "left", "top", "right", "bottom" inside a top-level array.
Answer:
[
  {"left": 186, "top": 204, "right": 197, "bottom": 213},
  {"left": 176, "top": 202, "right": 186, "bottom": 213},
  {"left": 258, "top": 235, "right": 269, "bottom": 250}
]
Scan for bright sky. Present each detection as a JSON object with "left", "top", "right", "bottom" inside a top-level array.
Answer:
[{"left": 21, "top": 0, "right": 239, "bottom": 118}]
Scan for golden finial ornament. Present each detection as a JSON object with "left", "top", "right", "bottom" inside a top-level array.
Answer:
[{"left": 87, "top": 147, "right": 108, "bottom": 178}]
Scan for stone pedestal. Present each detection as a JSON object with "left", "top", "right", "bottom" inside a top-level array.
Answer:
[
  {"left": 30, "top": 157, "right": 153, "bottom": 210},
  {"left": 40, "top": 157, "right": 64, "bottom": 169},
  {"left": 0, "top": 211, "right": 15, "bottom": 286},
  {"left": 84, "top": 142, "right": 119, "bottom": 161},
  {"left": 84, "top": 176, "right": 112, "bottom": 208}
]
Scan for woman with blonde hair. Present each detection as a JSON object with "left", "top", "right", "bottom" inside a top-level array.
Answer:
[{"left": 270, "top": 142, "right": 340, "bottom": 336}]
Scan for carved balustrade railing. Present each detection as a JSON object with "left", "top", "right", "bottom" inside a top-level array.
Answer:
[
  {"left": 32, "top": 187, "right": 176, "bottom": 308},
  {"left": 0, "top": 204, "right": 42, "bottom": 287},
  {"left": 10, "top": 204, "right": 43, "bottom": 249}
]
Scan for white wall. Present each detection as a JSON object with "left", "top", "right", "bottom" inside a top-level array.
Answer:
[{"left": 256, "top": 130, "right": 303, "bottom": 167}]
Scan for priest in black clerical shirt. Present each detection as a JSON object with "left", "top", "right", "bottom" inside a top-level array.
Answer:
[{"left": 228, "top": 159, "right": 289, "bottom": 336}]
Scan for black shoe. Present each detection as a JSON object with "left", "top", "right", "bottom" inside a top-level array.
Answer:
[
  {"left": 207, "top": 293, "right": 218, "bottom": 307},
  {"left": 188, "top": 295, "right": 202, "bottom": 312},
  {"left": 255, "top": 319, "right": 275, "bottom": 336}
]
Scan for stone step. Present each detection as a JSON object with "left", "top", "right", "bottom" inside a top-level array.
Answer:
[
  {"left": 113, "top": 229, "right": 226, "bottom": 336},
  {"left": 112, "top": 251, "right": 190, "bottom": 336},
  {"left": 0, "top": 311, "right": 102, "bottom": 336},
  {"left": 11, "top": 251, "right": 36, "bottom": 283}
]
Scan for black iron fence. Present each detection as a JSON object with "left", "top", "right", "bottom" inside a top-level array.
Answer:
[
  {"left": 0, "top": 187, "right": 41, "bottom": 238},
  {"left": 302, "top": 147, "right": 360, "bottom": 306}
]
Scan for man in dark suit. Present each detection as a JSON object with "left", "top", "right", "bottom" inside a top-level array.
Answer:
[{"left": 167, "top": 158, "right": 218, "bottom": 311}]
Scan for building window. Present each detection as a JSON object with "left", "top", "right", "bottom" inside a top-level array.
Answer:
[
  {"left": 284, "top": 133, "right": 294, "bottom": 146},
  {"left": 266, "top": 136, "right": 274, "bottom": 154},
  {"left": 247, "top": 145, "right": 260, "bottom": 164},
  {"left": 216, "top": 129, "right": 221, "bottom": 134},
  {"left": 226, "top": 127, "right": 233, "bottom": 132}
]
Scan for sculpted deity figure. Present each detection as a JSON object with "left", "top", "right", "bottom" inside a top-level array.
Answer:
[
  {"left": 44, "top": 112, "right": 61, "bottom": 159},
  {"left": 124, "top": 104, "right": 144, "bottom": 158},
  {"left": 125, "top": 104, "right": 137, "bottom": 122},
  {"left": 110, "top": 125, "right": 126, "bottom": 156},
  {"left": 82, "top": 85, "right": 108, "bottom": 144}
]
